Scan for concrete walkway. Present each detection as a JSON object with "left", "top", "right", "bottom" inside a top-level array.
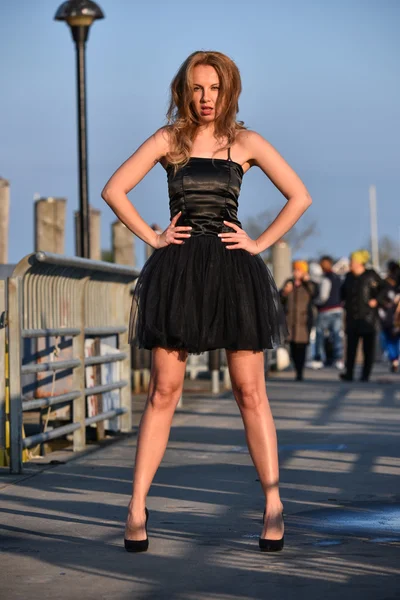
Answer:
[{"left": 1, "top": 366, "right": 400, "bottom": 600}]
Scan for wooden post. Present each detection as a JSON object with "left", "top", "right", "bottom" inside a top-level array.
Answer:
[
  {"left": 145, "top": 242, "right": 153, "bottom": 261},
  {"left": 272, "top": 240, "right": 292, "bottom": 289},
  {"left": 209, "top": 350, "right": 220, "bottom": 394},
  {"left": 89, "top": 208, "right": 101, "bottom": 261},
  {"left": 142, "top": 348, "right": 151, "bottom": 393},
  {"left": 34, "top": 197, "right": 66, "bottom": 254},
  {"left": 132, "top": 345, "right": 142, "bottom": 394},
  {"left": 0, "top": 178, "right": 10, "bottom": 264},
  {"left": 112, "top": 220, "right": 135, "bottom": 266},
  {"left": 75, "top": 206, "right": 101, "bottom": 260},
  {"left": 145, "top": 223, "right": 162, "bottom": 260}
]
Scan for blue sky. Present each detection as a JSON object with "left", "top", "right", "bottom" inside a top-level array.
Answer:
[{"left": 1, "top": 0, "right": 399, "bottom": 266}]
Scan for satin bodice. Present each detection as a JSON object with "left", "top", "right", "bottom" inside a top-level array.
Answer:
[{"left": 167, "top": 157, "right": 243, "bottom": 236}]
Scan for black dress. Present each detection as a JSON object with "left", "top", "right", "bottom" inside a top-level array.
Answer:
[{"left": 128, "top": 149, "right": 287, "bottom": 354}]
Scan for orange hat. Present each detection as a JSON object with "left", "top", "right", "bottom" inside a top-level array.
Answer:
[{"left": 293, "top": 260, "right": 309, "bottom": 274}]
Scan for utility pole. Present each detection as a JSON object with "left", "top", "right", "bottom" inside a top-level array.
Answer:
[{"left": 369, "top": 185, "right": 379, "bottom": 271}]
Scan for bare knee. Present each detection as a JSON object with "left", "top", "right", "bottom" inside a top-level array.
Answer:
[
  {"left": 234, "top": 382, "right": 264, "bottom": 412},
  {"left": 149, "top": 380, "right": 182, "bottom": 411}
]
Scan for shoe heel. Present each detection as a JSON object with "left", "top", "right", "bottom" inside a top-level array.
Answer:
[
  {"left": 259, "top": 510, "right": 284, "bottom": 552},
  {"left": 259, "top": 536, "right": 284, "bottom": 552},
  {"left": 124, "top": 507, "right": 149, "bottom": 553}
]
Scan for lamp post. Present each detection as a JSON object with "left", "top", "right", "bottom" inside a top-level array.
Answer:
[{"left": 54, "top": 0, "right": 104, "bottom": 259}]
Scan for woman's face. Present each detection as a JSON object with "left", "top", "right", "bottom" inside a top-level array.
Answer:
[{"left": 191, "top": 64, "right": 220, "bottom": 123}]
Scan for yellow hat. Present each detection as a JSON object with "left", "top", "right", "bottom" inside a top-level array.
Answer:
[
  {"left": 293, "top": 260, "right": 309, "bottom": 274},
  {"left": 351, "top": 249, "right": 370, "bottom": 265}
]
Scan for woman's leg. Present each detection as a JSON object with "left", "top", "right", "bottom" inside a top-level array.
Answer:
[
  {"left": 226, "top": 349, "right": 284, "bottom": 540},
  {"left": 125, "top": 347, "right": 188, "bottom": 540}
]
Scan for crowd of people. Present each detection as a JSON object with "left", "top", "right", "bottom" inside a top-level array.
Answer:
[{"left": 279, "top": 252, "right": 400, "bottom": 382}]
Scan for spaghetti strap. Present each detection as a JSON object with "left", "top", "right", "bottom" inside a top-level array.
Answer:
[{"left": 227, "top": 146, "right": 232, "bottom": 161}]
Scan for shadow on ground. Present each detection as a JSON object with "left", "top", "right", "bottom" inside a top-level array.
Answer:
[{"left": 1, "top": 367, "right": 400, "bottom": 599}]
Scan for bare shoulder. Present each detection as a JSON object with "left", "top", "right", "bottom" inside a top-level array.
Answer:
[
  {"left": 152, "top": 126, "right": 171, "bottom": 155},
  {"left": 153, "top": 125, "right": 172, "bottom": 169},
  {"left": 236, "top": 130, "right": 275, "bottom": 154},
  {"left": 235, "top": 128, "right": 255, "bottom": 148},
  {"left": 235, "top": 129, "right": 258, "bottom": 142},
  {"left": 234, "top": 130, "right": 277, "bottom": 168}
]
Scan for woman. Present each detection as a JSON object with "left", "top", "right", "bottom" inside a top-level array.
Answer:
[
  {"left": 280, "top": 261, "right": 318, "bottom": 381},
  {"left": 340, "top": 250, "right": 388, "bottom": 381},
  {"left": 102, "top": 51, "right": 312, "bottom": 553}
]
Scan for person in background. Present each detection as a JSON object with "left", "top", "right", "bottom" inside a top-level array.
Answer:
[
  {"left": 280, "top": 261, "right": 318, "bottom": 381},
  {"left": 379, "top": 260, "right": 400, "bottom": 372},
  {"left": 385, "top": 260, "right": 400, "bottom": 288},
  {"left": 340, "top": 250, "right": 388, "bottom": 382},
  {"left": 306, "top": 262, "right": 323, "bottom": 366},
  {"left": 313, "top": 255, "right": 344, "bottom": 370}
]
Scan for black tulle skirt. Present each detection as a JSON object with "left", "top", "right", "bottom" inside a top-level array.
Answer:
[{"left": 128, "top": 236, "right": 287, "bottom": 354}]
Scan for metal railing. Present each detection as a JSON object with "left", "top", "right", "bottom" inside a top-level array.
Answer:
[
  {"left": 0, "top": 280, "right": 6, "bottom": 465},
  {"left": 5, "top": 251, "right": 139, "bottom": 473}
]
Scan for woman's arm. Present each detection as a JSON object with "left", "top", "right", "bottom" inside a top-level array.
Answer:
[
  {"left": 220, "top": 131, "right": 312, "bottom": 254},
  {"left": 249, "top": 132, "right": 312, "bottom": 252},
  {"left": 101, "top": 127, "right": 191, "bottom": 249}
]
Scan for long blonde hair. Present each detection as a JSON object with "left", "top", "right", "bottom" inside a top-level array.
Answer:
[{"left": 166, "top": 51, "right": 246, "bottom": 168}]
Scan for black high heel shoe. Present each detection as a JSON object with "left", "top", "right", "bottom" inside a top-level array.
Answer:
[
  {"left": 124, "top": 507, "right": 149, "bottom": 553},
  {"left": 259, "top": 508, "right": 284, "bottom": 552}
]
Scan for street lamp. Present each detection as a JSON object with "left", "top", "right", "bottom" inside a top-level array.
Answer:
[{"left": 54, "top": 0, "right": 104, "bottom": 259}]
